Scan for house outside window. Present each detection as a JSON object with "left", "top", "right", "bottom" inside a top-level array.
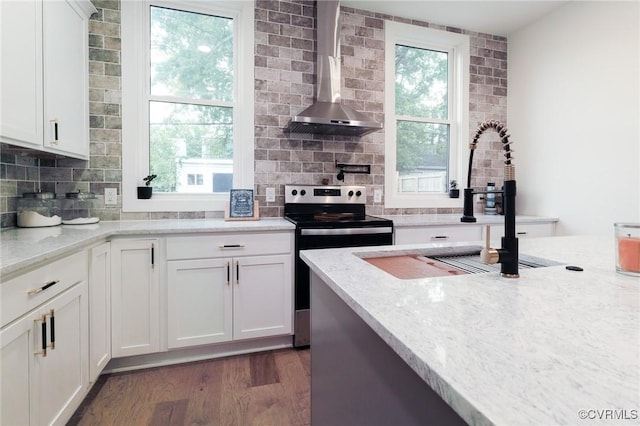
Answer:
[
  {"left": 121, "top": 1, "right": 254, "bottom": 212},
  {"left": 384, "top": 21, "right": 469, "bottom": 208}
]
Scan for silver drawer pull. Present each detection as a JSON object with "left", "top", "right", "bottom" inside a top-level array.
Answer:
[
  {"left": 431, "top": 235, "right": 449, "bottom": 240},
  {"left": 28, "top": 280, "right": 60, "bottom": 296},
  {"left": 219, "top": 244, "right": 245, "bottom": 249}
]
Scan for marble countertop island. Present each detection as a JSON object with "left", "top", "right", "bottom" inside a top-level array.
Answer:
[{"left": 301, "top": 236, "right": 639, "bottom": 425}]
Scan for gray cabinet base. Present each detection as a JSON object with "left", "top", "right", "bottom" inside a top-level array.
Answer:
[{"left": 310, "top": 271, "right": 466, "bottom": 426}]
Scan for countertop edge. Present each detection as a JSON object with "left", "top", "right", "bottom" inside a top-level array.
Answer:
[
  {"left": 1, "top": 218, "right": 295, "bottom": 278},
  {"left": 384, "top": 214, "right": 559, "bottom": 227}
]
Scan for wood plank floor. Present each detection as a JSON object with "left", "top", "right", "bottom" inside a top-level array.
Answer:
[{"left": 68, "top": 348, "right": 310, "bottom": 426}]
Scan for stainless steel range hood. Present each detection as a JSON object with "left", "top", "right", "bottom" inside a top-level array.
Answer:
[{"left": 284, "top": 1, "right": 383, "bottom": 137}]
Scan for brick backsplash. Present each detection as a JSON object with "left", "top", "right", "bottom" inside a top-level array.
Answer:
[{"left": 0, "top": 0, "right": 507, "bottom": 228}]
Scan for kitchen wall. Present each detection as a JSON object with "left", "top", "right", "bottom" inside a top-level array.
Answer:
[
  {"left": 0, "top": 0, "right": 508, "bottom": 228},
  {"left": 508, "top": 1, "right": 639, "bottom": 236}
]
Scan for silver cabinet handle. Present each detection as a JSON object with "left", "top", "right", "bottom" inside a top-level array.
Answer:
[{"left": 28, "top": 280, "right": 60, "bottom": 296}]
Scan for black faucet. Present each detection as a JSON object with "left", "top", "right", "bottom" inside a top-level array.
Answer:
[{"left": 460, "top": 120, "right": 519, "bottom": 278}]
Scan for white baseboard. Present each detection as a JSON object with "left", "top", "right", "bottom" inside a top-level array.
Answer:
[{"left": 103, "top": 335, "right": 293, "bottom": 374}]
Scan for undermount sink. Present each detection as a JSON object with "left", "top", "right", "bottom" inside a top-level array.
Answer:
[{"left": 358, "top": 246, "right": 562, "bottom": 280}]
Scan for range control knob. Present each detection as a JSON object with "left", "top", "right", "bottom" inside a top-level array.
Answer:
[
  {"left": 356, "top": 190, "right": 362, "bottom": 197},
  {"left": 348, "top": 190, "right": 354, "bottom": 197},
  {"left": 300, "top": 189, "right": 306, "bottom": 196},
  {"left": 291, "top": 189, "right": 298, "bottom": 196}
]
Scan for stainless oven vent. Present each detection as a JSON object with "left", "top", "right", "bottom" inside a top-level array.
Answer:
[{"left": 284, "top": 0, "right": 383, "bottom": 137}]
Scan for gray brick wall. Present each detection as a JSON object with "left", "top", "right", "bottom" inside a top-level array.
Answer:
[
  {"left": 0, "top": 0, "right": 507, "bottom": 228},
  {"left": 254, "top": 2, "right": 508, "bottom": 216}
]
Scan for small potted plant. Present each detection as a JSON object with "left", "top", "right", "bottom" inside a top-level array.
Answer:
[
  {"left": 449, "top": 179, "right": 460, "bottom": 198},
  {"left": 137, "top": 174, "right": 157, "bottom": 199}
]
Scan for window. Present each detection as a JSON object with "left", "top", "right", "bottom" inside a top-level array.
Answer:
[
  {"left": 187, "top": 174, "right": 203, "bottom": 186},
  {"left": 122, "top": 1, "right": 254, "bottom": 212},
  {"left": 384, "top": 21, "right": 469, "bottom": 208}
]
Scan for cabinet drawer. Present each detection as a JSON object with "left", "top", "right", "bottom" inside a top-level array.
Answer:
[
  {"left": 1, "top": 251, "right": 88, "bottom": 327},
  {"left": 484, "top": 222, "right": 556, "bottom": 241},
  {"left": 395, "top": 226, "right": 481, "bottom": 245},
  {"left": 166, "top": 232, "right": 292, "bottom": 260},
  {"left": 515, "top": 223, "right": 556, "bottom": 238}
]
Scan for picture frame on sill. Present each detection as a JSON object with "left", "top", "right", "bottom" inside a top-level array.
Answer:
[{"left": 226, "top": 189, "right": 259, "bottom": 221}]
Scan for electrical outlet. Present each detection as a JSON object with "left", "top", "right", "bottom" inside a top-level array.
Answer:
[
  {"left": 374, "top": 189, "right": 382, "bottom": 203},
  {"left": 105, "top": 188, "right": 117, "bottom": 205},
  {"left": 266, "top": 187, "right": 276, "bottom": 203}
]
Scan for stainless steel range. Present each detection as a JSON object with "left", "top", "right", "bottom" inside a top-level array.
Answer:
[{"left": 284, "top": 184, "right": 394, "bottom": 347}]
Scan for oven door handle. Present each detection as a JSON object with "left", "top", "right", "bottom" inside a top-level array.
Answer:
[{"left": 300, "top": 227, "right": 393, "bottom": 236}]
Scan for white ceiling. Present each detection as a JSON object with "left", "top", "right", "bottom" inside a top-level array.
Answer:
[{"left": 341, "top": 0, "right": 570, "bottom": 37}]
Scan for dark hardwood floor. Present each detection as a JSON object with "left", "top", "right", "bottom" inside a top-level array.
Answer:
[{"left": 68, "top": 348, "right": 310, "bottom": 426}]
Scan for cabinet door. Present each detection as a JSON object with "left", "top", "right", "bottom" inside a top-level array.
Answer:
[
  {"left": 233, "top": 255, "right": 293, "bottom": 340},
  {"left": 167, "top": 258, "right": 233, "bottom": 349},
  {"left": 0, "top": 0, "right": 43, "bottom": 148},
  {"left": 0, "top": 313, "right": 34, "bottom": 426},
  {"left": 111, "top": 239, "right": 160, "bottom": 357},
  {"left": 89, "top": 242, "right": 111, "bottom": 382},
  {"left": 42, "top": 0, "right": 89, "bottom": 159},
  {"left": 33, "top": 281, "right": 89, "bottom": 426}
]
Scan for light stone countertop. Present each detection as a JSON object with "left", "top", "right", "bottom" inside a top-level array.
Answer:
[
  {"left": 383, "top": 213, "right": 558, "bottom": 227},
  {"left": 300, "top": 236, "right": 640, "bottom": 426},
  {"left": 0, "top": 218, "right": 295, "bottom": 278},
  {"left": 0, "top": 215, "right": 557, "bottom": 278}
]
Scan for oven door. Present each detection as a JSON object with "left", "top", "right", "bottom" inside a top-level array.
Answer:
[{"left": 293, "top": 225, "right": 393, "bottom": 347}]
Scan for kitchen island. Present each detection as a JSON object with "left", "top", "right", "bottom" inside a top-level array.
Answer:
[{"left": 301, "top": 235, "right": 639, "bottom": 425}]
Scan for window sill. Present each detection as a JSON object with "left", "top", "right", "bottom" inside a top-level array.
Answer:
[
  {"left": 122, "top": 190, "right": 227, "bottom": 213},
  {"left": 384, "top": 194, "right": 464, "bottom": 209}
]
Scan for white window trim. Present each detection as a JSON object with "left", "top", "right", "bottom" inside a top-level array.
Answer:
[
  {"left": 384, "top": 21, "right": 469, "bottom": 209},
  {"left": 121, "top": 0, "right": 254, "bottom": 212}
]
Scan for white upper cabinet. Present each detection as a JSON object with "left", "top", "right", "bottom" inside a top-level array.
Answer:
[
  {"left": 0, "top": 0, "right": 43, "bottom": 147},
  {"left": 0, "top": 0, "right": 95, "bottom": 159},
  {"left": 43, "top": 0, "right": 94, "bottom": 158}
]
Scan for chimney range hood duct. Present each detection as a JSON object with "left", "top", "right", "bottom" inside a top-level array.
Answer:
[{"left": 284, "top": 0, "right": 383, "bottom": 137}]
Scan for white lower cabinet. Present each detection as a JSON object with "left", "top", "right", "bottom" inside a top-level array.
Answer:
[
  {"left": 233, "top": 255, "right": 293, "bottom": 340},
  {"left": 0, "top": 313, "right": 32, "bottom": 425},
  {"left": 110, "top": 239, "right": 160, "bottom": 358},
  {"left": 1, "top": 251, "right": 89, "bottom": 426},
  {"left": 395, "top": 225, "right": 482, "bottom": 245},
  {"left": 166, "top": 233, "right": 293, "bottom": 350},
  {"left": 395, "top": 222, "right": 557, "bottom": 245},
  {"left": 167, "top": 258, "right": 233, "bottom": 348},
  {"left": 483, "top": 222, "right": 557, "bottom": 243},
  {"left": 89, "top": 242, "right": 111, "bottom": 382},
  {"left": 32, "top": 283, "right": 88, "bottom": 425}
]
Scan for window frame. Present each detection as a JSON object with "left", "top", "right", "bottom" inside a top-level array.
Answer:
[
  {"left": 384, "top": 21, "right": 469, "bottom": 209},
  {"left": 121, "top": 0, "right": 254, "bottom": 212}
]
